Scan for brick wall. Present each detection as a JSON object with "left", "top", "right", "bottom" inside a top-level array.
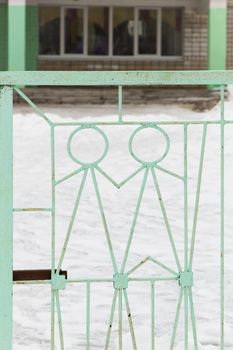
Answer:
[
  {"left": 183, "top": 7, "right": 208, "bottom": 70},
  {"left": 227, "top": 0, "right": 233, "bottom": 69},
  {"left": 39, "top": 6, "right": 208, "bottom": 71}
]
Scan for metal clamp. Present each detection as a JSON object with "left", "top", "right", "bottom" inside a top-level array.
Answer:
[
  {"left": 179, "top": 271, "right": 193, "bottom": 288},
  {"left": 113, "top": 274, "right": 128, "bottom": 289}
]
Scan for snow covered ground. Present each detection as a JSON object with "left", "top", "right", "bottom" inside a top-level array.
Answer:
[{"left": 12, "top": 97, "right": 233, "bottom": 349}]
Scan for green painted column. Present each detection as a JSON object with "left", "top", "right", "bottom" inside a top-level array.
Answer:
[
  {"left": 8, "top": 0, "right": 26, "bottom": 71},
  {"left": 208, "top": 0, "right": 227, "bottom": 70},
  {"left": 0, "top": 86, "right": 13, "bottom": 350},
  {"left": 0, "top": 1, "right": 8, "bottom": 71},
  {"left": 8, "top": 0, "right": 38, "bottom": 71}
]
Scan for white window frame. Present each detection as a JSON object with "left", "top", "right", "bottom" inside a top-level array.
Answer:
[{"left": 39, "top": 5, "right": 183, "bottom": 61}]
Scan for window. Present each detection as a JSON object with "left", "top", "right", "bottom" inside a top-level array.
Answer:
[
  {"left": 113, "top": 8, "right": 134, "bottom": 56},
  {"left": 65, "top": 9, "right": 84, "bottom": 54},
  {"left": 138, "top": 9, "right": 158, "bottom": 55},
  {"left": 162, "top": 8, "right": 183, "bottom": 56},
  {"left": 39, "top": 6, "right": 183, "bottom": 58},
  {"left": 39, "top": 7, "right": 60, "bottom": 55},
  {"left": 88, "top": 7, "right": 109, "bottom": 56}
]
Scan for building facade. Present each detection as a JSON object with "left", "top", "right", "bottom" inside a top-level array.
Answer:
[{"left": 0, "top": 0, "right": 229, "bottom": 72}]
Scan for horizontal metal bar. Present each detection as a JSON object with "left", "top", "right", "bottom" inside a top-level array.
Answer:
[
  {"left": 66, "top": 277, "right": 177, "bottom": 283},
  {"left": 0, "top": 70, "right": 232, "bottom": 86},
  {"left": 13, "top": 269, "right": 67, "bottom": 282},
  {"left": 14, "top": 280, "right": 51, "bottom": 285},
  {"left": 53, "top": 120, "right": 227, "bottom": 127},
  {"left": 14, "top": 276, "right": 178, "bottom": 285},
  {"left": 13, "top": 208, "right": 52, "bottom": 212}
]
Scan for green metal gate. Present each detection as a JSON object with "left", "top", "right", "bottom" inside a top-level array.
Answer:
[{"left": 0, "top": 71, "right": 231, "bottom": 349}]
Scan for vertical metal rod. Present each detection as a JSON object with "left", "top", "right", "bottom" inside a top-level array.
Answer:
[
  {"left": 151, "top": 281, "right": 155, "bottom": 350},
  {"left": 170, "top": 288, "right": 183, "bottom": 350},
  {"left": 0, "top": 86, "right": 13, "bottom": 350},
  {"left": 220, "top": 85, "right": 225, "bottom": 350},
  {"left": 184, "top": 123, "right": 188, "bottom": 270},
  {"left": 56, "top": 291, "right": 64, "bottom": 350},
  {"left": 51, "top": 292, "right": 55, "bottom": 350},
  {"left": 86, "top": 282, "right": 91, "bottom": 350},
  {"left": 51, "top": 126, "right": 56, "bottom": 350},
  {"left": 184, "top": 288, "right": 188, "bottom": 350},
  {"left": 119, "top": 289, "right": 123, "bottom": 350},
  {"left": 105, "top": 290, "right": 118, "bottom": 350},
  {"left": 188, "top": 289, "right": 198, "bottom": 350},
  {"left": 123, "top": 289, "right": 137, "bottom": 350},
  {"left": 184, "top": 123, "right": 189, "bottom": 350},
  {"left": 118, "top": 85, "right": 123, "bottom": 123}
]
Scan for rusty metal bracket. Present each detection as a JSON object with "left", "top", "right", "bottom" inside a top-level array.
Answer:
[{"left": 13, "top": 269, "right": 68, "bottom": 282}]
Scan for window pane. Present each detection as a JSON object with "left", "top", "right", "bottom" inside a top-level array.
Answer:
[
  {"left": 138, "top": 10, "right": 157, "bottom": 55},
  {"left": 88, "top": 7, "right": 109, "bottom": 56},
  {"left": 65, "top": 9, "right": 84, "bottom": 54},
  {"left": 39, "top": 7, "right": 60, "bottom": 55},
  {"left": 162, "top": 8, "right": 183, "bottom": 56},
  {"left": 113, "top": 8, "right": 134, "bottom": 56}
]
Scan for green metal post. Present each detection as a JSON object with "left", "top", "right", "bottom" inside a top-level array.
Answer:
[
  {"left": 208, "top": 0, "right": 227, "bottom": 71},
  {"left": 0, "top": 1, "right": 8, "bottom": 71},
  {"left": 0, "top": 86, "right": 13, "bottom": 349},
  {"left": 8, "top": 0, "right": 26, "bottom": 71}
]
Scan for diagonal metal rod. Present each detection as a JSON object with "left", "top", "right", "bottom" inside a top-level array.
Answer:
[
  {"left": 95, "top": 164, "right": 145, "bottom": 189},
  {"left": 151, "top": 168, "right": 182, "bottom": 272},
  {"left": 170, "top": 287, "right": 183, "bottom": 350},
  {"left": 91, "top": 167, "right": 118, "bottom": 273},
  {"left": 104, "top": 290, "right": 118, "bottom": 350},
  {"left": 188, "top": 288, "right": 198, "bottom": 350},
  {"left": 189, "top": 124, "right": 207, "bottom": 270},
  {"left": 123, "top": 289, "right": 138, "bottom": 350},
  {"left": 120, "top": 167, "right": 149, "bottom": 273},
  {"left": 55, "top": 290, "right": 64, "bottom": 350},
  {"left": 55, "top": 166, "right": 86, "bottom": 186},
  {"left": 14, "top": 87, "right": 53, "bottom": 126},
  {"left": 56, "top": 169, "right": 88, "bottom": 273},
  {"left": 118, "top": 165, "right": 145, "bottom": 188},
  {"left": 127, "top": 256, "right": 178, "bottom": 277},
  {"left": 154, "top": 164, "right": 184, "bottom": 181},
  {"left": 95, "top": 165, "right": 120, "bottom": 188},
  {"left": 148, "top": 256, "right": 179, "bottom": 277}
]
